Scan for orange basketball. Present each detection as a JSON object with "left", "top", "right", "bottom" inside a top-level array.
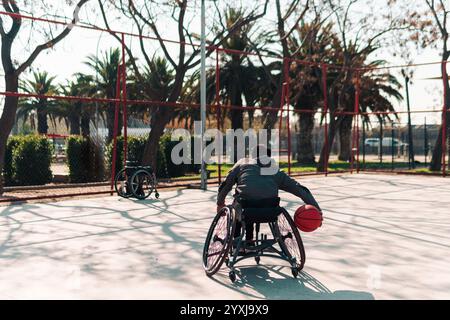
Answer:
[{"left": 294, "top": 205, "right": 323, "bottom": 232}]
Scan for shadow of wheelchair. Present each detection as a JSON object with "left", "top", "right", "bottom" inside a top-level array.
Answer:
[{"left": 211, "top": 264, "right": 375, "bottom": 300}]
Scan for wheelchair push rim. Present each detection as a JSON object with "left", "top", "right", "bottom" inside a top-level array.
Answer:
[
  {"left": 114, "top": 168, "right": 133, "bottom": 198},
  {"left": 202, "top": 206, "right": 235, "bottom": 276},
  {"left": 130, "top": 169, "right": 156, "bottom": 200},
  {"left": 276, "top": 209, "right": 306, "bottom": 271}
]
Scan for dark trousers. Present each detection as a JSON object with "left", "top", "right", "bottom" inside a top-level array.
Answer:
[{"left": 233, "top": 200, "right": 254, "bottom": 241}]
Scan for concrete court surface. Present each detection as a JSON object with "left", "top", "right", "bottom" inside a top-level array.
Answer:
[{"left": 0, "top": 173, "right": 449, "bottom": 300}]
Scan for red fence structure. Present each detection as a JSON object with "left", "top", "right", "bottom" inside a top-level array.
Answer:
[{"left": 0, "top": 9, "right": 449, "bottom": 204}]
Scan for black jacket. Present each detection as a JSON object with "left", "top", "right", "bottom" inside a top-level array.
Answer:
[{"left": 217, "top": 157, "right": 321, "bottom": 210}]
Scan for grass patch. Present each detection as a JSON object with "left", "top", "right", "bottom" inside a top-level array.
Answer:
[{"left": 167, "top": 160, "right": 435, "bottom": 180}]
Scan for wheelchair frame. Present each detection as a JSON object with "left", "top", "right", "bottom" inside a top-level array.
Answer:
[
  {"left": 114, "top": 161, "right": 159, "bottom": 200},
  {"left": 203, "top": 204, "right": 306, "bottom": 283}
]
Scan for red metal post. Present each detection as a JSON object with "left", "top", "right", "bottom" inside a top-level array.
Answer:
[
  {"left": 322, "top": 64, "right": 329, "bottom": 176},
  {"left": 110, "top": 65, "right": 123, "bottom": 195},
  {"left": 351, "top": 72, "right": 361, "bottom": 174},
  {"left": 121, "top": 33, "right": 128, "bottom": 168},
  {"left": 279, "top": 84, "right": 285, "bottom": 164},
  {"left": 284, "top": 58, "right": 292, "bottom": 176},
  {"left": 442, "top": 60, "right": 448, "bottom": 177},
  {"left": 215, "top": 48, "right": 222, "bottom": 184},
  {"left": 356, "top": 110, "right": 361, "bottom": 173}
]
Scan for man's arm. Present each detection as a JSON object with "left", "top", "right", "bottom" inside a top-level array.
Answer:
[
  {"left": 277, "top": 172, "right": 321, "bottom": 211},
  {"left": 217, "top": 163, "right": 241, "bottom": 205}
]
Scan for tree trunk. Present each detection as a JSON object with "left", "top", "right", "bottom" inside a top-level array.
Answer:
[
  {"left": 338, "top": 115, "right": 353, "bottom": 162},
  {"left": 430, "top": 53, "right": 450, "bottom": 171},
  {"left": 319, "top": 56, "right": 353, "bottom": 169},
  {"left": 317, "top": 116, "right": 342, "bottom": 172},
  {"left": 80, "top": 111, "right": 91, "bottom": 137},
  {"left": 0, "top": 74, "right": 19, "bottom": 195},
  {"left": 106, "top": 102, "right": 122, "bottom": 144},
  {"left": 429, "top": 124, "right": 449, "bottom": 171},
  {"left": 141, "top": 66, "right": 186, "bottom": 170},
  {"left": 230, "top": 89, "right": 244, "bottom": 162},
  {"left": 264, "top": 83, "right": 283, "bottom": 132},
  {"left": 69, "top": 113, "right": 81, "bottom": 135},
  {"left": 247, "top": 110, "right": 254, "bottom": 128},
  {"left": 297, "top": 111, "right": 315, "bottom": 165},
  {"left": 230, "top": 107, "right": 244, "bottom": 130},
  {"left": 141, "top": 108, "right": 173, "bottom": 168},
  {"left": 37, "top": 101, "right": 48, "bottom": 134}
]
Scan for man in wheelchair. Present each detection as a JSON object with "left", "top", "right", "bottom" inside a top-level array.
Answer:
[
  {"left": 203, "top": 145, "right": 322, "bottom": 281},
  {"left": 216, "top": 144, "right": 321, "bottom": 243}
]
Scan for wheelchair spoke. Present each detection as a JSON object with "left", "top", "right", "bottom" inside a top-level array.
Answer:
[
  {"left": 202, "top": 207, "right": 236, "bottom": 276},
  {"left": 205, "top": 213, "right": 229, "bottom": 269},
  {"left": 277, "top": 212, "right": 303, "bottom": 267},
  {"left": 206, "top": 250, "right": 222, "bottom": 258}
]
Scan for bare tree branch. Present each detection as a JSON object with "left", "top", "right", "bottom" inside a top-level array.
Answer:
[
  {"left": 186, "top": 0, "right": 269, "bottom": 69},
  {"left": 128, "top": 0, "right": 178, "bottom": 69},
  {"left": 426, "top": 0, "right": 446, "bottom": 35},
  {"left": 282, "top": 0, "right": 310, "bottom": 41},
  {"left": 0, "top": 17, "right": 6, "bottom": 37},
  {"left": 2, "top": 0, "right": 21, "bottom": 39},
  {"left": 97, "top": 0, "right": 143, "bottom": 81},
  {"left": 16, "top": 0, "right": 90, "bottom": 75}
]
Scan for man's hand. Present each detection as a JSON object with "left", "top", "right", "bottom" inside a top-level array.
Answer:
[{"left": 217, "top": 203, "right": 226, "bottom": 213}]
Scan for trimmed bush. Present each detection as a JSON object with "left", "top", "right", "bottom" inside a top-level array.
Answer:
[
  {"left": 66, "top": 136, "right": 106, "bottom": 183},
  {"left": 6, "top": 135, "right": 53, "bottom": 186},
  {"left": 105, "top": 136, "right": 147, "bottom": 176},
  {"left": 4, "top": 136, "right": 20, "bottom": 186},
  {"left": 161, "top": 134, "right": 187, "bottom": 177}
]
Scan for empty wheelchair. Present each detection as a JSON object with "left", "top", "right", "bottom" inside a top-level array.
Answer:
[
  {"left": 114, "top": 161, "right": 160, "bottom": 200},
  {"left": 202, "top": 197, "right": 305, "bottom": 283}
]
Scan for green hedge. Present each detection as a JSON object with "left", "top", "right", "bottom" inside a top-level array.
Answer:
[
  {"left": 4, "top": 135, "right": 53, "bottom": 186},
  {"left": 4, "top": 136, "right": 20, "bottom": 186},
  {"left": 106, "top": 134, "right": 188, "bottom": 178},
  {"left": 66, "top": 136, "right": 106, "bottom": 183}
]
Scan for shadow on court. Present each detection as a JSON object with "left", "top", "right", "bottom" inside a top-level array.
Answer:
[
  {"left": 1, "top": 174, "right": 450, "bottom": 299},
  {"left": 211, "top": 266, "right": 374, "bottom": 300}
]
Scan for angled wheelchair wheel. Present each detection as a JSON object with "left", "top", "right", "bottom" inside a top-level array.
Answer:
[
  {"left": 276, "top": 209, "right": 306, "bottom": 271},
  {"left": 203, "top": 206, "right": 236, "bottom": 277},
  {"left": 114, "top": 168, "right": 133, "bottom": 198},
  {"left": 130, "top": 169, "right": 155, "bottom": 200}
]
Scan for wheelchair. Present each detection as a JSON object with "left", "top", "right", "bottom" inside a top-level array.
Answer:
[
  {"left": 202, "top": 197, "right": 305, "bottom": 283},
  {"left": 114, "top": 161, "right": 160, "bottom": 200}
]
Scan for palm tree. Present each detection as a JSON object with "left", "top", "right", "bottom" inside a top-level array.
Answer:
[
  {"left": 337, "top": 60, "right": 403, "bottom": 162},
  {"left": 85, "top": 48, "right": 122, "bottom": 143},
  {"left": 289, "top": 21, "right": 339, "bottom": 165},
  {"left": 210, "top": 7, "right": 264, "bottom": 161},
  {"left": 58, "top": 73, "right": 96, "bottom": 136},
  {"left": 18, "top": 71, "right": 58, "bottom": 134},
  {"left": 128, "top": 56, "right": 175, "bottom": 125}
]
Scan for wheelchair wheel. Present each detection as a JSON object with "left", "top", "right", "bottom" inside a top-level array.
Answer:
[
  {"left": 276, "top": 209, "right": 306, "bottom": 271},
  {"left": 114, "top": 168, "right": 133, "bottom": 198},
  {"left": 203, "top": 206, "right": 236, "bottom": 277},
  {"left": 130, "top": 169, "right": 155, "bottom": 200}
]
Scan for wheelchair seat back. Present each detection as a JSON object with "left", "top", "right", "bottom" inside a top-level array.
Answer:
[
  {"left": 238, "top": 197, "right": 282, "bottom": 224},
  {"left": 126, "top": 160, "right": 139, "bottom": 166}
]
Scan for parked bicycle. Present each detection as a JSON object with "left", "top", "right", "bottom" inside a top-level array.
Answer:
[{"left": 114, "top": 161, "right": 160, "bottom": 200}]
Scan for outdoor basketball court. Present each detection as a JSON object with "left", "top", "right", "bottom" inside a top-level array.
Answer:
[{"left": 0, "top": 173, "right": 449, "bottom": 300}]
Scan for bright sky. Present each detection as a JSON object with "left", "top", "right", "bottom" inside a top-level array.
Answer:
[{"left": 0, "top": 0, "right": 448, "bottom": 125}]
